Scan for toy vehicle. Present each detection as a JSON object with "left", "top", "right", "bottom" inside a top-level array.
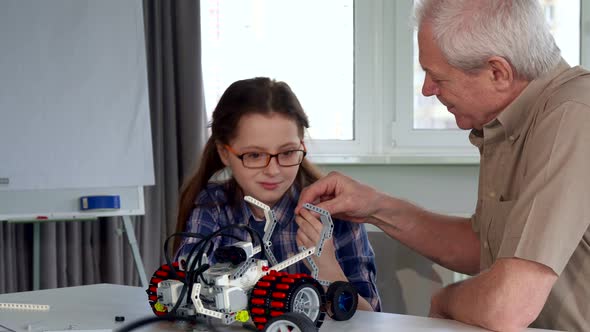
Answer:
[{"left": 146, "top": 196, "right": 358, "bottom": 331}]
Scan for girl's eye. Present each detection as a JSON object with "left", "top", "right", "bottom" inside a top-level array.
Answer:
[
  {"left": 245, "top": 152, "right": 263, "bottom": 160},
  {"left": 280, "top": 150, "right": 294, "bottom": 157}
]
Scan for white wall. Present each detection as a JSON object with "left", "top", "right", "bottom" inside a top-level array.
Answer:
[
  {"left": 319, "top": 164, "right": 479, "bottom": 215},
  {"left": 319, "top": 164, "right": 479, "bottom": 315}
]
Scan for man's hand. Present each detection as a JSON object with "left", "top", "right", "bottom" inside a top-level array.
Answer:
[
  {"left": 429, "top": 284, "right": 453, "bottom": 319},
  {"left": 427, "top": 258, "right": 558, "bottom": 332},
  {"left": 296, "top": 171, "right": 382, "bottom": 223}
]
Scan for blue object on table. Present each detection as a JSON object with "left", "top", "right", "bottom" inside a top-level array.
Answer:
[{"left": 80, "top": 195, "right": 121, "bottom": 211}]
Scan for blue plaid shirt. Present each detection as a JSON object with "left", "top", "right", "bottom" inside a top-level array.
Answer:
[{"left": 177, "top": 181, "right": 381, "bottom": 311}]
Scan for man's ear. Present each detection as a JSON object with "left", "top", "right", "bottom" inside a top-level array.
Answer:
[
  {"left": 216, "top": 143, "right": 230, "bottom": 166},
  {"left": 487, "top": 56, "right": 514, "bottom": 91}
]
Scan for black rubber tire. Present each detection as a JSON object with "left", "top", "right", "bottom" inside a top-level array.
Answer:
[
  {"left": 262, "top": 312, "right": 317, "bottom": 332},
  {"left": 326, "top": 281, "right": 358, "bottom": 321}
]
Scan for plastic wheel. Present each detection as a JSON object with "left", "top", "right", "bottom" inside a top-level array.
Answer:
[
  {"left": 249, "top": 271, "right": 326, "bottom": 330},
  {"left": 146, "top": 262, "right": 186, "bottom": 316},
  {"left": 326, "top": 281, "right": 358, "bottom": 321},
  {"left": 262, "top": 312, "right": 317, "bottom": 332}
]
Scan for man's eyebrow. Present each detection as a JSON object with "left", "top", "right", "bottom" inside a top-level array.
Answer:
[
  {"left": 423, "top": 67, "right": 445, "bottom": 79},
  {"left": 421, "top": 66, "right": 435, "bottom": 75}
]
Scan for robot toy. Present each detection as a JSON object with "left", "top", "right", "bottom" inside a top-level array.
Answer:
[{"left": 146, "top": 196, "right": 358, "bottom": 332}]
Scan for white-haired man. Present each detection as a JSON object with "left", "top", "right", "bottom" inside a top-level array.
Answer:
[{"left": 296, "top": 1, "right": 590, "bottom": 331}]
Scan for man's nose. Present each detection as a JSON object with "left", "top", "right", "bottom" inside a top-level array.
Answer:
[{"left": 422, "top": 75, "right": 440, "bottom": 96}]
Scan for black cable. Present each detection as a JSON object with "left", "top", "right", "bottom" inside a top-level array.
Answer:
[
  {"left": 155, "top": 225, "right": 267, "bottom": 319},
  {"left": 190, "top": 224, "right": 266, "bottom": 286},
  {"left": 0, "top": 323, "right": 17, "bottom": 332},
  {"left": 186, "top": 224, "right": 266, "bottom": 304},
  {"left": 162, "top": 231, "right": 205, "bottom": 281},
  {"left": 160, "top": 232, "right": 208, "bottom": 315}
]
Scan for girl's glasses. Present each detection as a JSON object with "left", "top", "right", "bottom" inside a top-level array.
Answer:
[{"left": 225, "top": 143, "right": 307, "bottom": 169}]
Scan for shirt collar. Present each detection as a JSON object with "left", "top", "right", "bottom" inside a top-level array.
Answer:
[
  {"left": 496, "top": 59, "right": 570, "bottom": 141},
  {"left": 470, "top": 58, "right": 570, "bottom": 148}
]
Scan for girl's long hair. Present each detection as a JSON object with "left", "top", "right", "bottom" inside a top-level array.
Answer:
[{"left": 174, "top": 77, "right": 322, "bottom": 252}]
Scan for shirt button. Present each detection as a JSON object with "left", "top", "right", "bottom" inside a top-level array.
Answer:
[
  {"left": 488, "top": 191, "right": 496, "bottom": 198},
  {"left": 509, "top": 135, "right": 515, "bottom": 141},
  {"left": 484, "top": 241, "right": 489, "bottom": 248}
]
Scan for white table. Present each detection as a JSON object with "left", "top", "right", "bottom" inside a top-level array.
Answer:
[{"left": 0, "top": 284, "right": 557, "bottom": 332}]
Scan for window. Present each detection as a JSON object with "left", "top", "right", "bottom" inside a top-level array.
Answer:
[
  {"left": 201, "top": 0, "right": 353, "bottom": 142},
  {"left": 201, "top": 0, "right": 588, "bottom": 161}
]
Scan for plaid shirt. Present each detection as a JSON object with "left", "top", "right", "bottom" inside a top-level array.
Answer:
[{"left": 177, "top": 181, "right": 381, "bottom": 311}]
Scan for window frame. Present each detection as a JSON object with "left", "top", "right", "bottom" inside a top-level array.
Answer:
[
  {"left": 308, "top": 0, "right": 478, "bottom": 161},
  {"left": 306, "top": 0, "right": 388, "bottom": 157},
  {"left": 583, "top": 0, "right": 590, "bottom": 68}
]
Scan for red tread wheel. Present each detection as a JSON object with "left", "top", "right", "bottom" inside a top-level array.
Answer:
[
  {"left": 146, "top": 262, "right": 183, "bottom": 316},
  {"left": 249, "top": 271, "right": 326, "bottom": 331}
]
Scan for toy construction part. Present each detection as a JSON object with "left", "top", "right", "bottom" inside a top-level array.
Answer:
[
  {"left": 214, "top": 245, "right": 248, "bottom": 265},
  {"left": 302, "top": 203, "right": 334, "bottom": 257},
  {"left": 262, "top": 312, "right": 316, "bottom": 332},
  {"left": 325, "top": 281, "right": 358, "bottom": 321},
  {"left": 0, "top": 302, "right": 50, "bottom": 311},
  {"left": 249, "top": 271, "right": 326, "bottom": 331},
  {"left": 235, "top": 310, "right": 250, "bottom": 323},
  {"left": 245, "top": 195, "right": 274, "bottom": 233},
  {"left": 245, "top": 195, "right": 280, "bottom": 266},
  {"left": 146, "top": 197, "right": 356, "bottom": 332},
  {"left": 302, "top": 203, "right": 329, "bottom": 216},
  {"left": 244, "top": 196, "right": 270, "bottom": 211},
  {"left": 147, "top": 261, "right": 186, "bottom": 316}
]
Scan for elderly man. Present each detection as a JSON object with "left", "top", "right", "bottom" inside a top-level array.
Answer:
[{"left": 296, "top": 0, "right": 590, "bottom": 331}]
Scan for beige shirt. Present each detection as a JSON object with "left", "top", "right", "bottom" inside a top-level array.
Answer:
[{"left": 470, "top": 60, "right": 590, "bottom": 331}]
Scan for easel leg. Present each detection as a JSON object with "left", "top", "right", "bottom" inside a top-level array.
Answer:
[
  {"left": 122, "top": 215, "right": 148, "bottom": 289},
  {"left": 33, "top": 223, "right": 40, "bottom": 290}
]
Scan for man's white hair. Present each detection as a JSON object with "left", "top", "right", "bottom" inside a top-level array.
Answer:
[{"left": 414, "top": 0, "right": 561, "bottom": 80}]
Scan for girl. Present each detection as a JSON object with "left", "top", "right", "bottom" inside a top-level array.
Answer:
[{"left": 175, "top": 77, "right": 380, "bottom": 311}]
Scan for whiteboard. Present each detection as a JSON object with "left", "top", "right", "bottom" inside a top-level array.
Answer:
[{"left": 0, "top": 0, "right": 153, "bottom": 220}]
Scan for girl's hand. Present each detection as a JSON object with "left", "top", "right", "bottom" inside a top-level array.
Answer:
[
  {"left": 296, "top": 209, "right": 375, "bottom": 312},
  {"left": 295, "top": 209, "right": 344, "bottom": 280}
]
